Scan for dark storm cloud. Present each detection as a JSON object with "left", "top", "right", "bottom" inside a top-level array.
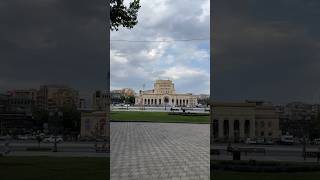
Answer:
[
  {"left": 213, "top": 0, "right": 320, "bottom": 104},
  {"left": 0, "top": 0, "right": 107, "bottom": 96}
]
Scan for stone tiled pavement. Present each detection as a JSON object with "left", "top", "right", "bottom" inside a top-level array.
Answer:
[{"left": 111, "top": 122, "right": 210, "bottom": 180}]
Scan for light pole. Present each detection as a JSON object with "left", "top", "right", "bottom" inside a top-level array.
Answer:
[
  {"left": 53, "top": 111, "right": 63, "bottom": 152},
  {"left": 302, "top": 136, "right": 306, "bottom": 160}
]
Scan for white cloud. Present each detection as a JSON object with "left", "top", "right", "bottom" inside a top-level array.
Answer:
[
  {"left": 110, "top": 50, "right": 128, "bottom": 64},
  {"left": 198, "top": 0, "right": 210, "bottom": 22},
  {"left": 110, "top": 0, "right": 210, "bottom": 95},
  {"left": 160, "top": 66, "right": 207, "bottom": 80}
]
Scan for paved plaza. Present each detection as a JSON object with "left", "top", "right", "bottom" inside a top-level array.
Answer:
[{"left": 111, "top": 122, "right": 210, "bottom": 180}]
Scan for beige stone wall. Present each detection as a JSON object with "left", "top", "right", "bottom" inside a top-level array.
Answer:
[
  {"left": 135, "top": 80, "right": 198, "bottom": 107},
  {"left": 255, "top": 106, "right": 281, "bottom": 139},
  {"left": 211, "top": 102, "right": 280, "bottom": 142},
  {"left": 80, "top": 111, "right": 108, "bottom": 137},
  {"left": 212, "top": 103, "right": 256, "bottom": 142},
  {"left": 154, "top": 80, "right": 176, "bottom": 94},
  {"left": 135, "top": 94, "right": 197, "bottom": 107}
]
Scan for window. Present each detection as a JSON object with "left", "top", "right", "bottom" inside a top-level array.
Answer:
[{"left": 85, "top": 119, "right": 91, "bottom": 130}]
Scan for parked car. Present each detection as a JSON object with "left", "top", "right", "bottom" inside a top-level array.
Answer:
[
  {"left": 311, "top": 138, "right": 320, "bottom": 145},
  {"left": 17, "top": 135, "right": 29, "bottom": 140},
  {"left": 42, "top": 136, "right": 63, "bottom": 143},
  {"left": 256, "top": 138, "right": 265, "bottom": 144},
  {"left": 265, "top": 139, "right": 275, "bottom": 145},
  {"left": 245, "top": 138, "right": 257, "bottom": 144},
  {"left": 79, "top": 136, "right": 95, "bottom": 142},
  {"left": 279, "top": 135, "right": 294, "bottom": 145},
  {"left": 0, "top": 135, "right": 12, "bottom": 141}
]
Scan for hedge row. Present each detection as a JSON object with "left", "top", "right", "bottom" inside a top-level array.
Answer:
[{"left": 212, "top": 160, "right": 320, "bottom": 172}]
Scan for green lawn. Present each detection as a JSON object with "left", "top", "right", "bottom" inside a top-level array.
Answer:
[
  {"left": 0, "top": 156, "right": 109, "bottom": 180},
  {"left": 111, "top": 111, "right": 210, "bottom": 123},
  {"left": 213, "top": 171, "right": 320, "bottom": 180}
]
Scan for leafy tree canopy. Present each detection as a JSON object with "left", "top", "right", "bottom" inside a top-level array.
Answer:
[{"left": 110, "top": 0, "right": 141, "bottom": 31}]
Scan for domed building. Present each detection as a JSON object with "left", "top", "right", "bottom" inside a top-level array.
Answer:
[{"left": 135, "top": 80, "right": 198, "bottom": 107}]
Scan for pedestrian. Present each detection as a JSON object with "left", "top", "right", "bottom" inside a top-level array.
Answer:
[{"left": 4, "top": 140, "right": 10, "bottom": 155}]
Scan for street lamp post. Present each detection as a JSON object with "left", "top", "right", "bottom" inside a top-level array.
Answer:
[
  {"left": 53, "top": 135, "right": 57, "bottom": 152},
  {"left": 53, "top": 111, "right": 63, "bottom": 152},
  {"left": 302, "top": 136, "right": 306, "bottom": 160}
]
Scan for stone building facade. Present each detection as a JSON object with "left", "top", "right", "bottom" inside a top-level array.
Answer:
[
  {"left": 37, "top": 85, "right": 79, "bottom": 111},
  {"left": 135, "top": 80, "right": 198, "bottom": 107},
  {"left": 6, "top": 89, "right": 37, "bottom": 114},
  {"left": 278, "top": 102, "right": 313, "bottom": 138},
  {"left": 211, "top": 101, "right": 280, "bottom": 142},
  {"left": 92, "top": 90, "right": 108, "bottom": 110},
  {"left": 80, "top": 111, "right": 109, "bottom": 138}
]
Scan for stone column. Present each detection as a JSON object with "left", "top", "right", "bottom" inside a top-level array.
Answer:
[
  {"left": 250, "top": 119, "right": 255, "bottom": 138},
  {"left": 229, "top": 119, "right": 234, "bottom": 141},
  {"left": 239, "top": 119, "right": 245, "bottom": 141},
  {"left": 218, "top": 119, "right": 224, "bottom": 139}
]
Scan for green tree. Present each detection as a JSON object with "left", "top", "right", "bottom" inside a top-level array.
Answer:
[
  {"left": 32, "top": 110, "right": 49, "bottom": 128},
  {"left": 120, "top": 96, "right": 126, "bottom": 103},
  {"left": 127, "top": 96, "right": 135, "bottom": 105},
  {"left": 120, "top": 96, "right": 135, "bottom": 105},
  {"left": 60, "top": 106, "right": 81, "bottom": 132},
  {"left": 310, "top": 112, "right": 320, "bottom": 139},
  {"left": 110, "top": 0, "right": 141, "bottom": 31}
]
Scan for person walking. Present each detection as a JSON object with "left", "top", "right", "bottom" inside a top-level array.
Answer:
[{"left": 3, "top": 139, "right": 11, "bottom": 155}]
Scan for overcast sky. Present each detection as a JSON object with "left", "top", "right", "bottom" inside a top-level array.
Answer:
[
  {"left": 110, "top": 0, "right": 210, "bottom": 95},
  {"left": 213, "top": 0, "right": 320, "bottom": 104},
  {"left": 1, "top": 0, "right": 320, "bottom": 104},
  {"left": 0, "top": 0, "right": 209, "bottom": 99},
  {"left": 0, "top": 0, "right": 107, "bottom": 99}
]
